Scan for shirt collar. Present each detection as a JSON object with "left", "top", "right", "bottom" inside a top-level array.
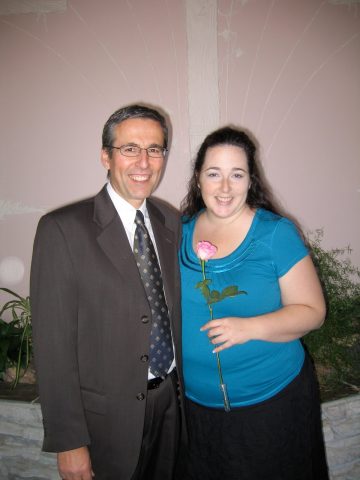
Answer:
[{"left": 106, "top": 182, "right": 148, "bottom": 228}]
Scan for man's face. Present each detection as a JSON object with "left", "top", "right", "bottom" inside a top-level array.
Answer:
[{"left": 101, "top": 118, "right": 165, "bottom": 208}]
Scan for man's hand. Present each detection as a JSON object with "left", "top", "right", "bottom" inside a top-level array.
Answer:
[{"left": 57, "top": 446, "right": 94, "bottom": 480}]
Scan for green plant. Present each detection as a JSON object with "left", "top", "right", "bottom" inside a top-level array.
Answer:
[
  {"left": 0, "top": 287, "right": 32, "bottom": 388},
  {"left": 304, "top": 230, "right": 360, "bottom": 400}
]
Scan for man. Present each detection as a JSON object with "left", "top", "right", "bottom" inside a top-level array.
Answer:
[{"left": 30, "top": 104, "right": 184, "bottom": 480}]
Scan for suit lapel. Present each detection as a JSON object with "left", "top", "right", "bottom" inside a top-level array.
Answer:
[
  {"left": 93, "top": 186, "right": 136, "bottom": 278},
  {"left": 93, "top": 187, "right": 177, "bottom": 312}
]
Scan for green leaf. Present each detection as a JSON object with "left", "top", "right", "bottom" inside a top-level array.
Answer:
[
  {"left": 195, "top": 279, "right": 212, "bottom": 301},
  {"left": 207, "top": 286, "right": 247, "bottom": 304},
  {"left": 219, "top": 286, "right": 247, "bottom": 301},
  {"left": 209, "top": 290, "right": 220, "bottom": 300},
  {"left": 195, "top": 279, "right": 212, "bottom": 288},
  {"left": 0, "top": 288, "right": 23, "bottom": 301},
  {"left": 0, "top": 288, "right": 32, "bottom": 387},
  {"left": 210, "top": 290, "right": 220, "bottom": 298}
]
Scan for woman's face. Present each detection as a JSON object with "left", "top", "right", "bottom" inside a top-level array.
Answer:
[{"left": 198, "top": 144, "right": 251, "bottom": 219}]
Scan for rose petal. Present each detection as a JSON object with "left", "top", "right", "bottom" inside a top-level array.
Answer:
[{"left": 196, "top": 240, "right": 218, "bottom": 261}]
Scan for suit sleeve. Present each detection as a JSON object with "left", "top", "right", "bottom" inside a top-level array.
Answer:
[{"left": 30, "top": 214, "right": 91, "bottom": 452}]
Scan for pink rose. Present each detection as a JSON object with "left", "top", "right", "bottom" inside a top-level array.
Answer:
[{"left": 196, "top": 241, "right": 217, "bottom": 261}]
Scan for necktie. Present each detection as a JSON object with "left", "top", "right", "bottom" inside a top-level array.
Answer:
[{"left": 133, "top": 210, "right": 174, "bottom": 378}]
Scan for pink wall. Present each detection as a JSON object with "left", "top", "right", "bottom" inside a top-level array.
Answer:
[
  {"left": 218, "top": 0, "right": 360, "bottom": 264},
  {"left": 0, "top": 0, "right": 189, "bottom": 295},
  {"left": 0, "top": 0, "right": 359, "bottom": 298}
]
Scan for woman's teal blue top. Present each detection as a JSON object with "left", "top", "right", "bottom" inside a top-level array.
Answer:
[{"left": 179, "top": 208, "right": 308, "bottom": 408}]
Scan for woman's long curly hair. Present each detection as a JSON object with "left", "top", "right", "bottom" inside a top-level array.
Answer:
[{"left": 181, "top": 126, "right": 282, "bottom": 219}]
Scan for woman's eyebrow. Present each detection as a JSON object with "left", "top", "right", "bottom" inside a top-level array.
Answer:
[{"left": 204, "top": 166, "right": 248, "bottom": 172}]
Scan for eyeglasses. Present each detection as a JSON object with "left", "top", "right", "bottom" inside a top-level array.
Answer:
[{"left": 104, "top": 144, "right": 167, "bottom": 158}]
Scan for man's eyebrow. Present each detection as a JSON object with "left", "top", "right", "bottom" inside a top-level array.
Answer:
[{"left": 122, "top": 142, "right": 163, "bottom": 148}]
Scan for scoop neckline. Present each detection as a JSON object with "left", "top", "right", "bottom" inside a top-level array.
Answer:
[{"left": 189, "top": 208, "right": 260, "bottom": 265}]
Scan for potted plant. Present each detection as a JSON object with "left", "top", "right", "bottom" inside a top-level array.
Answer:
[
  {"left": 304, "top": 230, "right": 360, "bottom": 402},
  {"left": 0, "top": 287, "right": 33, "bottom": 389}
]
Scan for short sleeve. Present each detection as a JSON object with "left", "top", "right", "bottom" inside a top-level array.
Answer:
[{"left": 271, "top": 218, "right": 308, "bottom": 277}]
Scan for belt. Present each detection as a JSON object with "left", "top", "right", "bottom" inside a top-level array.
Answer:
[
  {"left": 147, "top": 368, "right": 176, "bottom": 390},
  {"left": 147, "top": 376, "right": 165, "bottom": 390}
]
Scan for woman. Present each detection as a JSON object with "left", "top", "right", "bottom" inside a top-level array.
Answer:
[{"left": 179, "top": 127, "right": 329, "bottom": 479}]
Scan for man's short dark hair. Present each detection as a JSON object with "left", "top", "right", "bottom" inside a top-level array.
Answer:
[{"left": 102, "top": 104, "right": 168, "bottom": 157}]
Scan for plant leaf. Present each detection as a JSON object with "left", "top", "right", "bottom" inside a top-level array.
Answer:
[
  {"left": 195, "top": 279, "right": 212, "bottom": 288},
  {"left": 209, "top": 290, "right": 220, "bottom": 300},
  {"left": 195, "top": 279, "right": 212, "bottom": 301},
  {"left": 0, "top": 288, "right": 23, "bottom": 301},
  {"left": 0, "top": 288, "right": 32, "bottom": 387},
  {"left": 221, "top": 285, "right": 245, "bottom": 298}
]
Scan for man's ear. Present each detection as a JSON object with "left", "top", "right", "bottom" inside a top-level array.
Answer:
[{"left": 101, "top": 149, "right": 111, "bottom": 170}]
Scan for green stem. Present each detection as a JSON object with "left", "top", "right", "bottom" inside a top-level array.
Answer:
[
  {"left": 12, "top": 321, "right": 30, "bottom": 389},
  {"left": 208, "top": 303, "right": 224, "bottom": 385},
  {"left": 201, "top": 260, "right": 230, "bottom": 411},
  {"left": 201, "top": 260, "right": 206, "bottom": 281}
]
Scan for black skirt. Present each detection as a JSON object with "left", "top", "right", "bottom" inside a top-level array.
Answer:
[{"left": 179, "top": 354, "right": 329, "bottom": 480}]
